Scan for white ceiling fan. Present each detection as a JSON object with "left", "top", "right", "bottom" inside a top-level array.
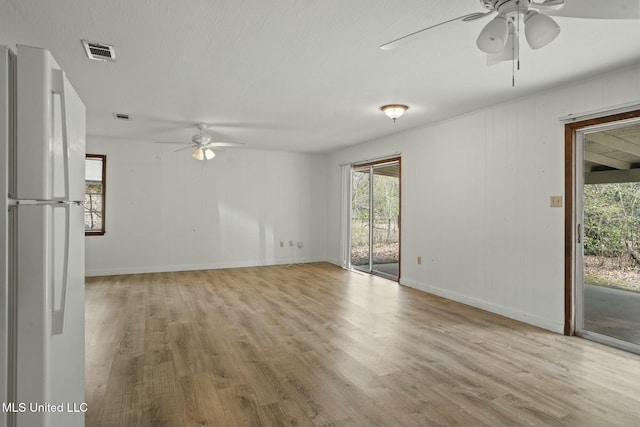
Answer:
[
  {"left": 156, "top": 124, "right": 244, "bottom": 160},
  {"left": 380, "top": 0, "right": 640, "bottom": 65}
]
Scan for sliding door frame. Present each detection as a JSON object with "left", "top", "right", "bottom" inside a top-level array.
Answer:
[
  {"left": 564, "top": 108, "right": 640, "bottom": 335},
  {"left": 351, "top": 157, "right": 402, "bottom": 281}
]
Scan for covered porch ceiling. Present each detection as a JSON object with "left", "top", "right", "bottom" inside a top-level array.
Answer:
[{"left": 585, "top": 122, "right": 640, "bottom": 184}]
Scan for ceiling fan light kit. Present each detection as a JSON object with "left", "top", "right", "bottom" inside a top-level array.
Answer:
[
  {"left": 487, "top": 27, "right": 519, "bottom": 65},
  {"left": 475, "top": 1, "right": 561, "bottom": 55},
  {"left": 477, "top": 15, "right": 509, "bottom": 53},
  {"left": 192, "top": 148, "right": 205, "bottom": 161},
  {"left": 380, "top": 104, "right": 409, "bottom": 123},
  {"left": 523, "top": 10, "right": 561, "bottom": 49},
  {"left": 192, "top": 147, "right": 215, "bottom": 161},
  {"left": 380, "top": 0, "right": 639, "bottom": 70}
]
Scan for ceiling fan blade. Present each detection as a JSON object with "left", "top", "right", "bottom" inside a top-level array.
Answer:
[
  {"left": 542, "top": 0, "right": 640, "bottom": 19},
  {"left": 379, "top": 11, "right": 493, "bottom": 50},
  {"left": 173, "top": 145, "right": 196, "bottom": 152},
  {"left": 154, "top": 141, "right": 191, "bottom": 145},
  {"left": 487, "top": 27, "right": 519, "bottom": 66},
  {"left": 531, "top": 0, "right": 565, "bottom": 12},
  {"left": 208, "top": 142, "right": 245, "bottom": 148}
]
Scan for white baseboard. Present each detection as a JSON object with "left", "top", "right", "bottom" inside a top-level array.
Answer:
[
  {"left": 323, "top": 257, "right": 341, "bottom": 266},
  {"left": 85, "top": 257, "right": 325, "bottom": 277},
  {"left": 400, "top": 277, "right": 564, "bottom": 334},
  {"left": 86, "top": 260, "right": 563, "bottom": 335}
]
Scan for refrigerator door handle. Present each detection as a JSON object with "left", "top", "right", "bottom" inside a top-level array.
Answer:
[
  {"left": 51, "top": 68, "right": 70, "bottom": 202},
  {"left": 50, "top": 68, "right": 72, "bottom": 335},
  {"left": 51, "top": 203, "right": 70, "bottom": 335}
]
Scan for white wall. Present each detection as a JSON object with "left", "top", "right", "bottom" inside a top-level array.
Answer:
[
  {"left": 326, "top": 63, "right": 640, "bottom": 333},
  {"left": 85, "top": 137, "right": 327, "bottom": 276},
  {"left": 85, "top": 63, "right": 640, "bottom": 333}
]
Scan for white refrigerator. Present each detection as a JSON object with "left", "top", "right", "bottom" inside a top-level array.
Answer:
[{"left": 1, "top": 45, "right": 86, "bottom": 427}]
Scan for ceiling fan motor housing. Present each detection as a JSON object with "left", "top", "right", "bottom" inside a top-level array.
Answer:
[
  {"left": 192, "top": 133, "right": 213, "bottom": 145},
  {"left": 481, "top": 0, "right": 533, "bottom": 14}
]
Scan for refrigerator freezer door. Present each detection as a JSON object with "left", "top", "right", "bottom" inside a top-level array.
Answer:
[
  {"left": 15, "top": 203, "right": 85, "bottom": 427},
  {"left": 16, "top": 45, "right": 85, "bottom": 202}
]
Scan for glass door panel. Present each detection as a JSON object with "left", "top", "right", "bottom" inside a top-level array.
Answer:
[
  {"left": 578, "top": 120, "right": 640, "bottom": 353},
  {"left": 351, "top": 167, "right": 371, "bottom": 273},
  {"left": 350, "top": 160, "right": 400, "bottom": 281},
  {"left": 371, "top": 164, "right": 400, "bottom": 279}
]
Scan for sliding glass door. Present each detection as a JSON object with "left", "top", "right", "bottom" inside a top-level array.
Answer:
[
  {"left": 351, "top": 167, "right": 371, "bottom": 273},
  {"left": 576, "top": 118, "right": 640, "bottom": 354},
  {"left": 350, "top": 159, "right": 400, "bottom": 281}
]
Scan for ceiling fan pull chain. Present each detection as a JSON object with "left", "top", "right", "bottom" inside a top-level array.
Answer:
[
  {"left": 517, "top": 6, "right": 521, "bottom": 71},
  {"left": 511, "top": 15, "right": 517, "bottom": 87},
  {"left": 512, "top": 28, "right": 516, "bottom": 86}
]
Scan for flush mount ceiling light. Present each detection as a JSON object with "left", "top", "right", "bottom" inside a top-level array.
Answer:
[{"left": 380, "top": 104, "right": 409, "bottom": 123}]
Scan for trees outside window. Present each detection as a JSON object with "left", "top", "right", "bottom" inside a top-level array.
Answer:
[{"left": 85, "top": 154, "right": 106, "bottom": 236}]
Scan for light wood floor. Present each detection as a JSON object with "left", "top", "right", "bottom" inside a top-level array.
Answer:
[{"left": 85, "top": 262, "right": 640, "bottom": 426}]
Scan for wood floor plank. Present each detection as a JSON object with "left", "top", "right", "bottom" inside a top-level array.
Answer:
[{"left": 86, "top": 262, "right": 640, "bottom": 426}]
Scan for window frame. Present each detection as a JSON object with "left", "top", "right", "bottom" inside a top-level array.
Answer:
[{"left": 85, "top": 154, "right": 106, "bottom": 236}]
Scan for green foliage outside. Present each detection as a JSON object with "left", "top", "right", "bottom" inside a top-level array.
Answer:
[
  {"left": 584, "top": 183, "right": 640, "bottom": 257},
  {"left": 351, "top": 170, "right": 399, "bottom": 266},
  {"left": 583, "top": 182, "right": 640, "bottom": 291}
]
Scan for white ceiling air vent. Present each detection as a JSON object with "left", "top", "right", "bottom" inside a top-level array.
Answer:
[
  {"left": 82, "top": 40, "right": 116, "bottom": 62},
  {"left": 113, "top": 113, "right": 130, "bottom": 120}
]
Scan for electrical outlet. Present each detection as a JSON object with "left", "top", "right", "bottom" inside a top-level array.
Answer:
[
  {"left": 289, "top": 240, "right": 294, "bottom": 247},
  {"left": 279, "top": 241, "right": 284, "bottom": 247},
  {"left": 417, "top": 256, "right": 422, "bottom": 265},
  {"left": 550, "top": 196, "right": 563, "bottom": 208}
]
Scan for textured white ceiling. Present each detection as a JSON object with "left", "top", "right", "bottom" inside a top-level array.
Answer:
[{"left": 1, "top": 0, "right": 639, "bottom": 152}]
